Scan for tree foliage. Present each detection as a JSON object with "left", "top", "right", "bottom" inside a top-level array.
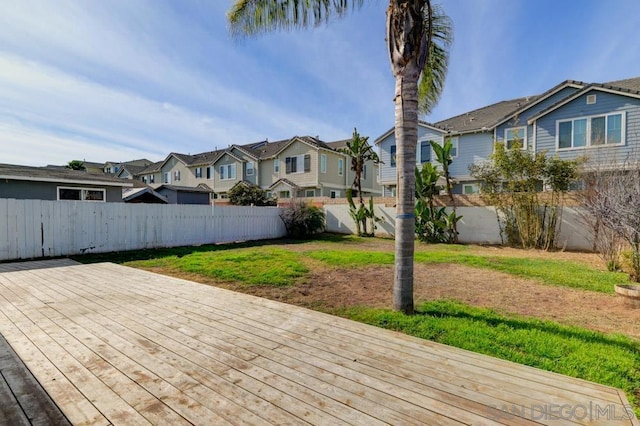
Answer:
[
  {"left": 66, "top": 160, "right": 86, "bottom": 171},
  {"left": 228, "top": 0, "right": 453, "bottom": 314},
  {"left": 228, "top": 183, "right": 276, "bottom": 206},
  {"left": 340, "top": 128, "right": 381, "bottom": 236},
  {"left": 469, "top": 141, "right": 580, "bottom": 250},
  {"left": 414, "top": 160, "right": 460, "bottom": 243},
  {"left": 579, "top": 161, "right": 640, "bottom": 281},
  {"left": 279, "top": 200, "right": 326, "bottom": 238}
]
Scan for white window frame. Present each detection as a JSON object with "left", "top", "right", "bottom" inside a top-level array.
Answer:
[
  {"left": 448, "top": 137, "right": 459, "bottom": 158},
  {"left": 57, "top": 186, "right": 106, "bottom": 202},
  {"left": 219, "top": 164, "right": 236, "bottom": 181},
  {"left": 418, "top": 139, "right": 432, "bottom": 164},
  {"left": 463, "top": 184, "right": 480, "bottom": 195},
  {"left": 195, "top": 167, "right": 202, "bottom": 178},
  {"left": 305, "top": 189, "right": 315, "bottom": 197},
  {"left": 246, "top": 162, "right": 254, "bottom": 176},
  {"left": 320, "top": 154, "right": 327, "bottom": 173},
  {"left": 149, "top": 174, "right": 155, "bottom": 184},
  {"left": 285, "top": 155, "right": 307, "bottom": 174},
  {"left": 274, "top": 159, "right": 280, "bottom": 173},
  {"left": 504, "top": 127, "right": 527, "bottom": 150},
  {"left": 338, "top": 158, "right": 344, "bottom": 176},
  {"left": 556, "top": 112, "right": 625, "bottom": 150},
  {"left": 174, "top": 170, "right": 181, "bottom": 181},
  {"left": 330, "top": 190, "right": 340, "bottom": 199}
]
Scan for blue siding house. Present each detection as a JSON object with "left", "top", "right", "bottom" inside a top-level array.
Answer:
[{"left": 376, "top": 76, "right": 640, "bottom": 195}]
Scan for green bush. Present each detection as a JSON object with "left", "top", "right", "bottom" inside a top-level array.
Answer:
[
  {"left": 228, "top": 183, "right": 276, "bottom": 206},
  {"left": 279, "top": 201, "right": 325, "bottom": 238}
]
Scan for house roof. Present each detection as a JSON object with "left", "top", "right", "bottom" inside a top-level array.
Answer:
[
  {"left": 268, "top": 178, "right": 301, "bottom": 190},
  {"left": 604, "top": 76, "right": 640, "bottom": 92},
  {"left": 0, "top": 163, "right": 133, "bottom": 187},
  {"left": 435, "top": 96, "right": 540, "bottom": 134},
  {"left": 156, "top": 184, "right": 212, "bottom": 193},
  {"left": 325, "top": 139, "right": 351, "bottom": 150},
  {"left": 137, "top": 160, "right": 164, "bottom": 175},
  {"left": 122, "top": 187, "right": 168, "bottom": 203},
  {"left": 116, "top": 163, "right": 149, "bottom": 177},
  {"left": 374, "top": 121, "right": 445, "bottom": 145}
]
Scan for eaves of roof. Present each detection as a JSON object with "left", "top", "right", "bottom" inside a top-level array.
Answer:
[
  {"left": 527, "top": 82, "right": 640, "bottom": 125},
  {"left": 492, "top": 80, "right": 585, "bottom": 129},
  {"left": 374, "top": 121, "right": 445, "bottom": 145}
]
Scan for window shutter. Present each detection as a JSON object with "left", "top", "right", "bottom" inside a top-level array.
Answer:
[
  {"left": 304, "top": 154, "right": 311, "bottom": 172},
  {"left": 285, "top": 157, "right": 292, "bottom": 174}
]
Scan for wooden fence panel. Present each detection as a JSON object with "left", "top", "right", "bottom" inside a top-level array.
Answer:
[{"left": 0, "top": 200, "right": 286, "bottom": 261}]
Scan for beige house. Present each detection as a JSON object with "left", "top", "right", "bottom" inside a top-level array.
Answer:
[{"left": 127, "top": 136, "right": 380, "bottom": 202}]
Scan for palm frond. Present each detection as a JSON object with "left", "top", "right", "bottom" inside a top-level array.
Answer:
[
  {"left": 228, "top": 0, "right": 364, "bottom": 37},
  {"left": 418, "top": 3, "right": 453, "bottom": 115}
]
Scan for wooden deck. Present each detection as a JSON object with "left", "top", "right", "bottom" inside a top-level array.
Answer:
[{"left": 0, "top": 259, "right": 636, "bottom": 425}]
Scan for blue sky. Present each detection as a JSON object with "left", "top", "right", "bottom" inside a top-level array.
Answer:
[{"left": 1, "top": 0, "right": 639, "bottom": 167}]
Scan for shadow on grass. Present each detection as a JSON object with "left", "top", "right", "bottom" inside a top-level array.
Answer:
[
  {"left": 72, "top": 232, "right": 361, "bottom": 264},
  {"left": 416, "top": 302, "right": 640, "bottom": 353}
]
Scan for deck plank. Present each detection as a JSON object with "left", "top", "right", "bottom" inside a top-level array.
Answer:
[{"left": 0, "top": 259, "right": 636, "bottom": 426}]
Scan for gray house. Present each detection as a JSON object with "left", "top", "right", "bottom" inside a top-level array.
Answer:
[
  {"left": 0, "top": 163, "right": 132, "bottom": 202},
  {"left": 376, "top": 76, "right": 640, "bottom": 195}
]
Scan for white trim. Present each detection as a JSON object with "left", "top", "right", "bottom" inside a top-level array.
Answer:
[
  {"left": 462, "top": 183, "right": 480, "bottom": 195},
  {"left": 493, "top": 81, "right": 584, "bottom": 129},
  {"left": 274, "top": 158, "right": 280, "bottom": 173},
  {"left": 448, "top": 136, "right": 459, "bottom": 158},
  {"left": 0, "top": 175, "right": 132, "bottom": 187},
  {"left": 219, "top": 164, "right": 237, "bottom": 180},
  {"left": 246, "top": 162, "right": 254, "bottom": 176},
  {"left": 504, "top": 126, "right": 527, "bottom": 150},
  {"left": 555, "top": 111, "right": 626, "bottom": 151},
  {"left": 57, "top": 186, "right": 106, "bottom": 202},
  {"left": 528, "top": 86, "right": 640, "bottom": 125}
]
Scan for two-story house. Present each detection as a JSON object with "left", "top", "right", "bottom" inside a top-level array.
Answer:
[
  {"left": 376, "top": 76, "right": 640, "bottom": 195},
  {"left": 127, "top": 135, "right": 380, "bottom": 202}
]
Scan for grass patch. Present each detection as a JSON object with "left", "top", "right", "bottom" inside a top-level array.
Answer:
[
  {"left": 414, "top": 250, "right": 628, "bottom": 293},
  {"left": 306, "top": 250, "right": 394, "bottom": 266},
  {"left": 123, "top": 247, "right": 307, "bottom": 286},
  {"left": 335, "top": 300, "right": 640, "bottom": 415}
]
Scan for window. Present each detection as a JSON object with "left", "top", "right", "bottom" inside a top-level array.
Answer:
[
  {"left": 195, "top": 167, "right": 202, "bottom": 178},
  {"left": 463, "top": 184, "right": 479, "bottom": 195},
  {"left": 363, "top": 164, "right": 367, "bottom": 180},
  {"left": 163, "top": 172, "right": 170, "bottom": 184},
  {"left": 320, "top": 154, "right": 327, "bottom": 173},
  {"left": 174, "top": 170, "right": 181, "bottom": 181},
  {"left": 505, "top": 127, "right": 526, "bottom": 150},
  {"left": 105, "top": 167, "right": 111, "bottom": 173},
  {"left": 149, "top": 174, "right": 155, "bottom": 184},
  {"left": 419, "top": 140, "right": 431, "bottom": 163},
  {"left": 280, "top": 190, "right": 290, "bottom": 198},
  {"left": 390, "top": 145, "right": 396, "bottom": 167},
  {"left": 305, "top": 189, "right": 315, "bottom": 197},
  {"left": 246, "top": 162, "right": 254, "bottom": 176},
  {"left": 57, "top": 187, "right": 106, "bottom": 202},
  {"left": 274, "top": 159, "right": 280, "bottom": 173},
  {"left": 338, "top": 158, "right": 344, "bottom": 176},
  {"left": 285, "top": 155, "right": 310, "bottom": 174},
  {"left": 448, "top": 137, "right": 459, "bottom": 157},
  {"left": 114, "top": 166, "right": 119, "bottom": 172},
  {"left": 557, "top": 113, "right": 624, "bottom": 149},
  {"left": 330, "top": 190, "right": 340, "bottom": 199},
  {"left": 219, "top": 164, "right": 236, "bottom": 180},
  {"left": 141, "top": 176, "right": 147, "bottom": 184},
  {"left": 206, "top": 167, "right": 211, "bottom": 179},
  {"left": 586, "top": 94, "right": 596, "bottom": 105}
]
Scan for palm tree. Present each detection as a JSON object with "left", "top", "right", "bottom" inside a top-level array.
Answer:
[
  {"left": 340, "top": 128, "right": 379, "bottom": 206},
  {"left": 228, "top": 0, "right": 452, "bottom": 314}
]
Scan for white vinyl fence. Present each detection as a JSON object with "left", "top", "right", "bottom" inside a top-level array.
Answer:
[
  {"left": 0, "top": 199, "right": 286, "bottom": 261},
  {"left": 324, "top": 204, "right": 595, "bottom": 251}
]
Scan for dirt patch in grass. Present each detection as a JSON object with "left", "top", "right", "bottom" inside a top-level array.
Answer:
[{"left": 132, "top": 239, "right": 639, "bottom": 341}]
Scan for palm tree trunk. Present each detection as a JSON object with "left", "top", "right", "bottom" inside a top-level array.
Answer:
[{"left": 393, "top": 71, "right": 419, "bottom": 315}]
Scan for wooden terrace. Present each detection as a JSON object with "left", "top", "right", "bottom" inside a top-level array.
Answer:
[{"left": 0, "top": 260, "right": 636, "bottom": 425}]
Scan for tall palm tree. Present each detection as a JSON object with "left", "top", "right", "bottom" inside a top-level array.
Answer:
[
  {"left": 340, "top": 128, "right": 379, "bottom": 207},
  {"left": 228, "top": 0, "right": 452, "bottom": 314}
]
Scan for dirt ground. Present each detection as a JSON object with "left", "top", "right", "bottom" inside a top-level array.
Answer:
[{"left": 141, "top": 240, "right": 640, "bottom": 340}]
